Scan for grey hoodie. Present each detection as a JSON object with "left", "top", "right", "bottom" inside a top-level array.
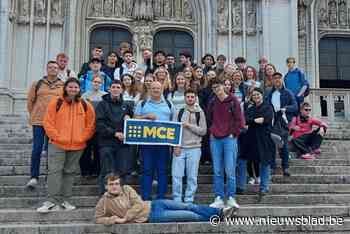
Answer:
[{"left": 173, "top": 104, "right": 207, "bottom": 148}]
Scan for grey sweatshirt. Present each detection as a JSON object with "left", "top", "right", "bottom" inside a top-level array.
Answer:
[{"left": 173, "top": 104, "right": 207, "bottom": 148}]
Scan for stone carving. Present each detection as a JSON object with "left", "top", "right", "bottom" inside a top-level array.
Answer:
[
  {"left": 298, "top": 0, "right": 307, "bottom": 32},
  {"left": 19, "top": 0, "right": 30, "bottom": 17},
  {"left": 51, "top": 0, "right": 63, "bottom": 25},
  {"left": 134, "top": 24, "right": 153, "bottom": 51},
  {"left": 123, "top": 0, "right": 135, "bottom": 17},
  {"left": 163, "top": 0, "right": 172, "bottom": 19},
  {"left": 247, "top": 0, "right": 256, "bottom": 29},
  {"left": 174, "top": 0, "right": 183, "bottom": 19},
  {"left": 90, "top": 0, "right": 103, "bottom": 17},
  {"left": 232, "top": 0, "right": 242, "bottom": 32},
  {"left": 328, "top": 0, "right": 337, "bottom": 26},
  {"left": 34, "top": 0, "right": 46, "bottom": 24},
  {"left": 339, "top": 0, "right": 347, "bottom": 26},
  {"left": 319, "top": 7, "right": 328, "bottom": 26},
  {"left": 217, "top": 0, "right": 228, "bottom": 31},
  {"left": 115, "top": 0, "right": 123, "bottom": 17},
  {"left": 104, "top": 0, "right": 113, "bottom": 17},
  {"left": 153, "top": 0, "right": 162, "bottom": 18},
  {"left": 183, "top": 0, "right": 193, "bottom": 20},
  {"left": 134, "top": 0, "right": 153, "bottom": 20}
]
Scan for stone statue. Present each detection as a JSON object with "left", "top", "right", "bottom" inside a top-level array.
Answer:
[
  {"left": 104, "top": 0, "right": 113, "bottom": 16},
  {"left": 183, "top": 0, "right": 193, "bottom": 20},
  {"left": 298, "top": 1, "right": 306, "bottom": 31},
  {"left": 90, "top": 0, "right": 103, "bottom": 17},
  {"left": 247, "top": 0, "right": 256, "bottom": 29},
  {"left": 339, "top": 0, "right": 347, "bottom": 26},
  {"left": 123, "top": 0, "right": 135, "bottom": 17},
  {"left": 232, "top": 1, "right": 242, "bottom": 29},
  {"left": 328, "top": 0, "right": 337, "bottom": 26},
  {"left": 115, "top": 0, "right": 123, "bottom": 17},
  {"left": 51, "top": 0, "right": 61, "bottom": 18},
  {"left": 35, "top": 0, "right": 45, "bottom": 18},
  {"left": 134, "top": 0, "right": 153, "bottom": 20},
  {"left": 19, "top": 0, "right": 29, "bottom": 17},
  {"left": 153, "top": 0, "right": 162, "bottom": 18},
  {"left": 174, "top": 0, "right": 183, "bottom": 19},
  {"left": 319, "top": 7, "right": 328, "bottom": 26},
  {"left": 217, "top": 0, "right": 228, "bottom": 31},
  {"left": 163, "top": 0, "right": 172, "bottom": 18}
]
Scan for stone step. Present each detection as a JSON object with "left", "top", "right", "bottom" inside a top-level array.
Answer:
[
  {"left": 1, "top": 165, "right": 350, "bottom": 176},
  {"left": 1, "top": 220, "right": 350, "bottom": 234},
  {"left": 1, "top": 156, "right": 348, "bottom": 167},
  {"left": 1, "top": 194, "right": 350, "bottom": 209},
  {"left": 1, "top": 184, "right": 350, "bottom": 198},
  {"left": 1, "top": 174, "right": 350, "bottom": 186},
  {"left": 0, "top": 205, "right": 348, "bottom": 224}
]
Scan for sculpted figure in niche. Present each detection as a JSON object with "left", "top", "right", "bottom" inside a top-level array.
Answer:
[
  {"left": 184, "top": 0, "right": 193, "bottom": 20},
  {"left": 328, "top": 0, "right": 337, "bottom": 25},
  {"left": 217, "top": 0, "right": 228, "bottom": 30},
  {"left": 153, "top": 0, "right": 162, "bottom": 17},
  {"left": 123, "top": 0, "right": 135, "bottom": 17},
  {"left": 134, "top": 0, "right": 153, "bottom": 20},
  {"left": 232, "top": 1, "right": 242, "bottom": 29},
  {"left": 339, "top": 0, "right": 347, "bottom": 26},
  {"left": 35, "top": 0, "right": 45, "bottom": 18},
  {"left": 115, "top": 0, "right": 122, "bottom": 17},
  {"left": 19, "top": 0, "right": 30, "bottom": 16},
  {"left": 247, "top": 0, "right": 256, "bottom": 28},
  {"left": 51, "top": 0, "right": 61, "bottom": 19},
  {"left": 175, "top": 0, "right": 183, "bottom": 19},
  {"left": 319, "top": 7, "right": 328, "bottom": 26},
  {"left": 104, "top": 0, "right": 113, "bottom": 16},
  {"left": 298, "top": 1, "right": 306, "bottom": 31},
  {"left": 90, "top": 0, "right": 103, "bottom": 17},
  {"left": 163, "top": 0, "right": 172, "bottom": 18}
]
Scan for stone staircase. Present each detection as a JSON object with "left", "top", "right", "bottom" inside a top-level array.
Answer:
[{"left": 0, "top": 115, "right": 349, "bottom": 233}]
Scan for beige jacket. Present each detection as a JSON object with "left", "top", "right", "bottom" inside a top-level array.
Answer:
[
  {"left": 27, "top": 78, "right": 64, "bottom": 125},
  {"left": 95, "top": 185, "right": 151, "bottom": 225}
]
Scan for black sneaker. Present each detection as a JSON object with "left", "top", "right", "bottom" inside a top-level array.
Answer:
[{"left": 283, "top": 169, "right": 291, "bottom": 177}]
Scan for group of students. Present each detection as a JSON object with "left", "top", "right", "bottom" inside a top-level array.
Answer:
[{"left": 25, "top": 41, "right": 328, "bottom": 223}]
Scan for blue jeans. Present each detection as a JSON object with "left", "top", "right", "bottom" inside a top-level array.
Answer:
[
  {"left": 172, "top": 148, "right": 201, "bottom": 203},
  {"left": 141, "top": 145, "right": 170, "bottom": 200},
  {"left": 148, "top": 199, "right": 221, "bottom": 223},
  {"left": 271, "top": 142, "right": 289, "bottom": 170},
  {"left": 30, "top": 125, "right": 47, "bottom": 179},
  {"left": 210, "top": 135, "right": 238, "bottom": 198},
  {"left": 237, "top": 159, "right": 270, "bottom": 192}
]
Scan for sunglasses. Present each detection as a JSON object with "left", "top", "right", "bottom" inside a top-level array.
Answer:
[{"left": 304, "top": 109, "right": 312, "bottom": 112}]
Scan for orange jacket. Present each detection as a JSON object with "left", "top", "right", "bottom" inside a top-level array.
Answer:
[{"left": 43, "top": 97, "right": 96, "bottom": 151}]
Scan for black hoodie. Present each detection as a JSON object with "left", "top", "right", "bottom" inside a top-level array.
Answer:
[{"left": 95, "top": 94, "right": 133, "bottom": 147}]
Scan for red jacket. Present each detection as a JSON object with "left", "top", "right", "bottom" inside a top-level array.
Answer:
[
  {"left": 289, "top": 116, "right": 328, "bottom": 139},
  {"left": 207, "top": 94, "right": 244, "bottom": 138}
]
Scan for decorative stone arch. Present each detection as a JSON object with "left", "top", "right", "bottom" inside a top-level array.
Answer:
[{"left": 73, "top": 0, "right": 211, "bottom": 67}]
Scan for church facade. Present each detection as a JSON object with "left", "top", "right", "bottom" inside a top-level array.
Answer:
[{"left": 0, "top": 0, "right": 349, "bottom": 113}]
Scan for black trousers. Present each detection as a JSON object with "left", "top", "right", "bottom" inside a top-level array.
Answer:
[
  {"left": 247, "top": 160, "right": 260, "bottom": 178},
  {"left": 291, "top": 129, "right": 323, "bottom": 156},
  {"left": 79, "top": 136, "right": 100, "bottom": 176}
]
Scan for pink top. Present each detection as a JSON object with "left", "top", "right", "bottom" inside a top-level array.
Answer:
[{"left": 289, "top": 116, "right": 328, "bottom": 139}]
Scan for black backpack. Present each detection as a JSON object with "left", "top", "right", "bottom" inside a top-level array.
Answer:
[{"left": 177, "top": 108, "right": 201, "bottom": 126}]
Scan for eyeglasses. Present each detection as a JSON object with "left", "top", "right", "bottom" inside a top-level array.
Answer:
[
  {"left": 93, "top": 81, "right": 102, "bottom": 84},
  {"left": 108, "top": 182, "right": 120, "bottom": 186}
]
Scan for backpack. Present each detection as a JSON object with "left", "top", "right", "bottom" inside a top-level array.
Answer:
[
  {"left": 177, "top": 108, "right": 201, "bottom": 126},
  {"left": 55, "top": 98, "right": 88, "bottom": 113}
]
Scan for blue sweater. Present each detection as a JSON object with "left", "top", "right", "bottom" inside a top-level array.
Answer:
[
  {"left": 284, "top": 67, "right": 308, "bottom": 96},
  {"left": 80, "top": 71, "right": 112, "bottom": 94}
]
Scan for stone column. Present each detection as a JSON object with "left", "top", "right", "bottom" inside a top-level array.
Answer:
[{"left": 0, "top": 0, "right": 10, "bottom": 88}]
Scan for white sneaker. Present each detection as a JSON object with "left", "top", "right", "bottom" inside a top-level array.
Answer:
[
  {"left": 227, "top": 196, "right": 240, "bottom": 209},
  {"left": 26, "top": 178, "right": 38, "bottom": 188},
  {"left": 210, "top": 196, "right": 225, "bottom": 208},
  {"left": 255, "top": 177, "right": 261, "bottom": 184},
  {"left": 40, "top": 150, "right": 48, "bottom": 157},
  {"left": 37, "top": 201, "right": 60, "bottom": 213},
  {"left": 61, "top": 201, "right": 76, "bottom": 211},
  {"left": 248, "top": 177, "right": 255, "bottom": 185}
]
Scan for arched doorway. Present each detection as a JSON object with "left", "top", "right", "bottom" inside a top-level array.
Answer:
[
  {"left": 153, "top": 30, "right": 194, "bottom": 65},
  {"left": 319, "top": 37, "right": 350, "bottom": 88},
  {"left": 90, "top": 26, "right": 132, "bottom": 61}
]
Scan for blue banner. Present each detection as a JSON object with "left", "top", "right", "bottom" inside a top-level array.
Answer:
[{"left": 124, "top": 119, "right": 183, "bottom": 146}]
